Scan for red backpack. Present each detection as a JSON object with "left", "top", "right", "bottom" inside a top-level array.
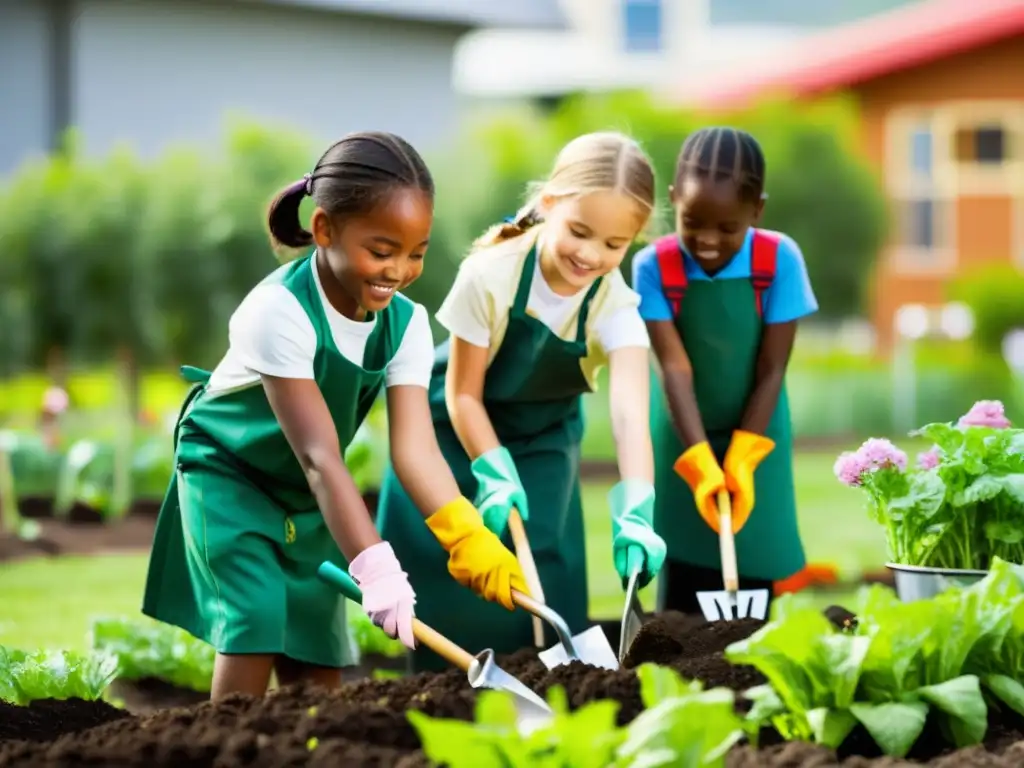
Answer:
[{"left": 653, "top": 229, "right": 780, "bottom": 319}]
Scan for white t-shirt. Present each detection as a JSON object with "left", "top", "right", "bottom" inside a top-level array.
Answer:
[
  {"left": 206, "top": 259, "right": 434, "bottom": 393},
  {"left": 435, "top": 234, "right": 650, "bottom": 391},
  {"left": 445, "top": 254, "right": 649, "bottom": 352}
]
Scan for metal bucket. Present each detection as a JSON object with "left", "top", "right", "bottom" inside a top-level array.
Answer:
[{"left": 887, "top": 563, "right": 988, "bottom": 602}]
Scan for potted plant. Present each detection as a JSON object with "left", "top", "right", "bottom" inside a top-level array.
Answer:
[{"left": 835, "top": 400, "right": 1024, "bottom": 601}]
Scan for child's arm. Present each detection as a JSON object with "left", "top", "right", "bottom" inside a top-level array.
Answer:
[
  {"left": 631, "top": 246, "right": 726, "bottom": 532},
  {"left": 438, "top": 261, "right": 529, "bottom": 537},
  {"left": 724, "top": 235, "right": 818, "bottom": 529},
  {"left": 598, "top": 305, "right": 666, "bottom": 587},
  {"left": 263, "top": 376, "right": 382, "bottom": 560},
  {"left": 738, "top": 321, "right": 797, "bottom": 435},
  {"left": 385, "top": 303, "right": 529, "bottom": 611},
  {"left": 738, "top": 234, "right": 817, "bottom": 434},
  {"left": 647, "top": 322, "right": 708, "bottom": 448}
]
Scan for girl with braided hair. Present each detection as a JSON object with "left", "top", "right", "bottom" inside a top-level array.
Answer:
[
  {"left": 142, "top": 132, "right": 527, "bottom": 699},
  {"left": 631, "top": 127, "right": 819, "bottom": 615},
  {"left": 376, "top": 131, "right": 667, "bottom": 671}
]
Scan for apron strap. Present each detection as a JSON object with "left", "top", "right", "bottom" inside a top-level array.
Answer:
[
  {"left": 573, "top": 275, "right": 604, "bottom": 341},
  {"left": 511, "top": 246, "right": 538, "bottom": 314}
]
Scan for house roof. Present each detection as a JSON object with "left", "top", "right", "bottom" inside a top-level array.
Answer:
[
  {"left": 245, "top": 0, "right": 567, "bottom": 30},
  {"left": 677, "top": 0, "right": 1024, "bottom": 108}
]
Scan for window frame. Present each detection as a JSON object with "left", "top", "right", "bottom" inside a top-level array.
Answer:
[{"left": 621, "top": 0, "right": 663, "bottom": 54}]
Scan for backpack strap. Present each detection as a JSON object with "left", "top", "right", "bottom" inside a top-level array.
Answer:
[
  {"left": 654, "top": 235, "right": 687, "bottom": 318},
  {"left": 750, "top": 230, "right": 780, "bottom": 319}
]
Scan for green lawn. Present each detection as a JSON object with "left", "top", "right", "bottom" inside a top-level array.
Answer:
[{"left": 0, "top": 449, "right": 886, "bottom": 653}]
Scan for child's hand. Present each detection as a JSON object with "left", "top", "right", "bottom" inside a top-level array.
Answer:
[
  {"left": 609, "top": 479, "right": 667, "bottom": 588},
  {"left": 426, "top": 496, "right": 530, "bottom": 609},
  {"left": 673, "top": 442, "right": 728, "bottom": 531},
  {"left": 470, "top": 446, "right": 529, "bottom": 537},
  {"left": 723, "top": 430, "right": 775, "bottom": 532},
  {"left": 348, "top": 541, "right": 417, "bottom": 649}
]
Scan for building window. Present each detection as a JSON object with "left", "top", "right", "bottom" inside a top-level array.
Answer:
[
  {"left": 898, "top": 199, "right": 939, "bottom": 249},
  {"left": 954, "top": 123, "right": 1009, "bottom": 164},
  {"left": 899, "top": 123, "right": 943, "bottom": 250},
  {"left": 910, "top": 127, "right": 932, "bottom": 179},
  {"left": 622, "top": 0, "right": 662, "bottom": 53}
]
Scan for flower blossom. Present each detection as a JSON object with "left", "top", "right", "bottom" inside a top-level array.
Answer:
[
  {"left": 917, "top": 447, "right": 941, "bottom": 470},
  {"left": 958, "top": 400, "right": 1011, "bottom": 429},
  {"left": 834, "top": 438, "right": 907, "bottom": 487}
]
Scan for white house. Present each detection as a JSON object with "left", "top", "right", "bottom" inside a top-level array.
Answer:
[
  {"left": 452, "top": 0, "right": 919, "bottom": 100},
  {"left": 0, "top": 0, "right": 566, "bottom": 175}
]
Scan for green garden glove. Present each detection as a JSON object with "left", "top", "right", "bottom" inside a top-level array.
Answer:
[
  {"left": 470, "top": 446, "right": 529, "bottom": 537},
  {"left": 609, "top": 479, "right": 667, "bottom": 589}
]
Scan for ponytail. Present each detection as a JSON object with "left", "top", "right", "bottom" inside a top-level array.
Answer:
[
  {"left": 267, "top": 175, "right": 314, "bottom": 250},
  {"left": 471, "top": 197, "right": 544, "bottom": 251}
]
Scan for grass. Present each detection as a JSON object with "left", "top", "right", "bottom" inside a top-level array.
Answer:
[{"left": 0, "top": 448, "right": 887, "bottom": 653}]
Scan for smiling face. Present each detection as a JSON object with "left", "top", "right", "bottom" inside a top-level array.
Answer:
[
  {"left": 311, "top": 187, "right": 433, "bottom": 319},
  {"left": 537, "top": 190, "right": 648, "bottom": 295},
  {"left": 672, "top": 174, "right": 764, "bottom": 273}
]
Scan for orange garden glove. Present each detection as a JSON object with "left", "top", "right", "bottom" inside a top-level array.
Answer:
[
  {"left": 425, "top": 496, "right": 530, "bottom": 610},
  {"left": 722, "top": 430, "right": 776, "bottom": 533},
  {"left": 673, "top": 442, "right": 727, "bottom": 532}
]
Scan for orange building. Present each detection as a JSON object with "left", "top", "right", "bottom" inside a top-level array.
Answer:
[{"left": 677, "top": 0, "right": 1024, "bottom": 351}]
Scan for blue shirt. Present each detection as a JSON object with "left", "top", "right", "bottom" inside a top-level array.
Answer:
[{"left": 631, "top": 228, "right": 818, "bottom": 325}]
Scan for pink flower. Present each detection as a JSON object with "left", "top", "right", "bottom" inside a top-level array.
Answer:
[
  {"left": 858, "top": 438, "right": 908, "bottom": 471},
  {"left": 834, "top": 438, "right": 908, "bottom": 487},
  {"left": 917, "top": 447, "right": 941, "bottom": 470},
  {"left": 834, "top": 451, "right": 867, "bottom": 487},
  {"left": 41, "top": 386, "right": 69, "bottom": 415},
  {"left": 958, "top": 400, "right": 1011, "bottom": 429}
]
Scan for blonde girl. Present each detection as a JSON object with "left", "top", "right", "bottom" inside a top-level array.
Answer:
[{"left": 375, "top": 132, "right": 667, "bottom": 671}]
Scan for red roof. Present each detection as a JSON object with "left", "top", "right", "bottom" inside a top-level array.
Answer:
[{"left": 678, "top": 0, "right": 1024, "bottom": 109}]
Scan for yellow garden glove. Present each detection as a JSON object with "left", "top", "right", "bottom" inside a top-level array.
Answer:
[
  {"left": 673, "top": 441, "right": 727, "bottom": 532},
  {"left": 426, "top": 496, "right": 530, "bottom": 611},
  {"left": 723, "top": 430, "right": 776, "bottom": 533}
]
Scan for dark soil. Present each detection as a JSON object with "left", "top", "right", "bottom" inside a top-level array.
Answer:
[
  {"left": 5, "top": 610, "right": 1024, "bottom": 767},
  {"left": 0, "top": 515, "right": 156, "bottom": 563},
  {"left": 107, "top": 678, "right": 210, "bottom": 714}
]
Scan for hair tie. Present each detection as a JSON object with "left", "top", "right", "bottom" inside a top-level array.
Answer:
[{"left": 303, "top": 173, "right": 313, "bottom": 195}]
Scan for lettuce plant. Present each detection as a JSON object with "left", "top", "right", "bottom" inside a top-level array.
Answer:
[
  {"left": 407, "top": 666, "right": 743, "bottom": 768},
  {"left": 90, "top": 616, "right": 215, "bottom": 692},
  {"left": 729, "top": 559, "right": 1024, "bottom": 758},
  {"left": 0, "top": 645, "right": 119, "bottom": 705}
]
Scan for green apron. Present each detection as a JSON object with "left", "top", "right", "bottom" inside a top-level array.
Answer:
[
  {"left": 376, "top": 245, "right": 601, "bottom": 672},
  {"left": 142, "top": 254, "right": 413, "bottom": 668},
  {"left": 651, "top": 268, "right": 804, "bottom": 599}
]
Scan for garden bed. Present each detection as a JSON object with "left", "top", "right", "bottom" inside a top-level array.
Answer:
[
  {"left": 0, "top": 515, "right": 157, "bottom": 563},
  {"left": 3, "top": 610, "right": 1024, "bottom": 767}
]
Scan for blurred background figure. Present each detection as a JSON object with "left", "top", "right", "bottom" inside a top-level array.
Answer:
[{"left": 0, "top": 0, "right": 1022, "bottom": 699}]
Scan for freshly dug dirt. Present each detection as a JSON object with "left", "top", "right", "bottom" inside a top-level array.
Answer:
[{"left": 3, "top": 611, "right": 1024, "bottom": 767}]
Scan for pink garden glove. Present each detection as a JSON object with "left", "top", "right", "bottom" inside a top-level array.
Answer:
[{"left": 347, "top": 542, "right": 417, "bottom": 649}]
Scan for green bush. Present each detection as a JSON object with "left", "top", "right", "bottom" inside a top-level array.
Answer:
[
  {"left": 0, "top": 95, "right": 886, "bottom": 375},
  {"left": 949, "top": 265, "right": 1024, "bottom": 358}
]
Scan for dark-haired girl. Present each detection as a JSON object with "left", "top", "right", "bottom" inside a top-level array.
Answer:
[
  {"left": 142, "top": 131, "right": 528, "bottom": 699},
  {"left": 632, "top": 127, "right": 818, "bottom": 615}
]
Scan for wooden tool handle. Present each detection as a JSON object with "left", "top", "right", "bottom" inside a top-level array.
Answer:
[
  {"left": 508, "top": 508, "right": 546, "bottom": 648},
  {"left": 717, "top": 490, "right": 739, "bottom": 592},
  {"left": 412, "top": 618, "right": 475, "bottom": 671}
]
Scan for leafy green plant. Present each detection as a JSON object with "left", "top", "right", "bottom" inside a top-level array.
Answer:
[
  {"left": 407, "top": 665, "right": 743, "bottom": 767},
  {"left": 729, "top": 558, "right": 1024, "bottom": 758},
  {"left": 90, "top": 616, "right": 214, "bottom": 692},
  {"left": 835, "top": 402, "right": 1024, "bottom": 569},
  {"left": 347, "top": 608, "right": 405, "bottom": 659},
  {"left": 0, "top": 645, "right": 120, "bottom": 705}
]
